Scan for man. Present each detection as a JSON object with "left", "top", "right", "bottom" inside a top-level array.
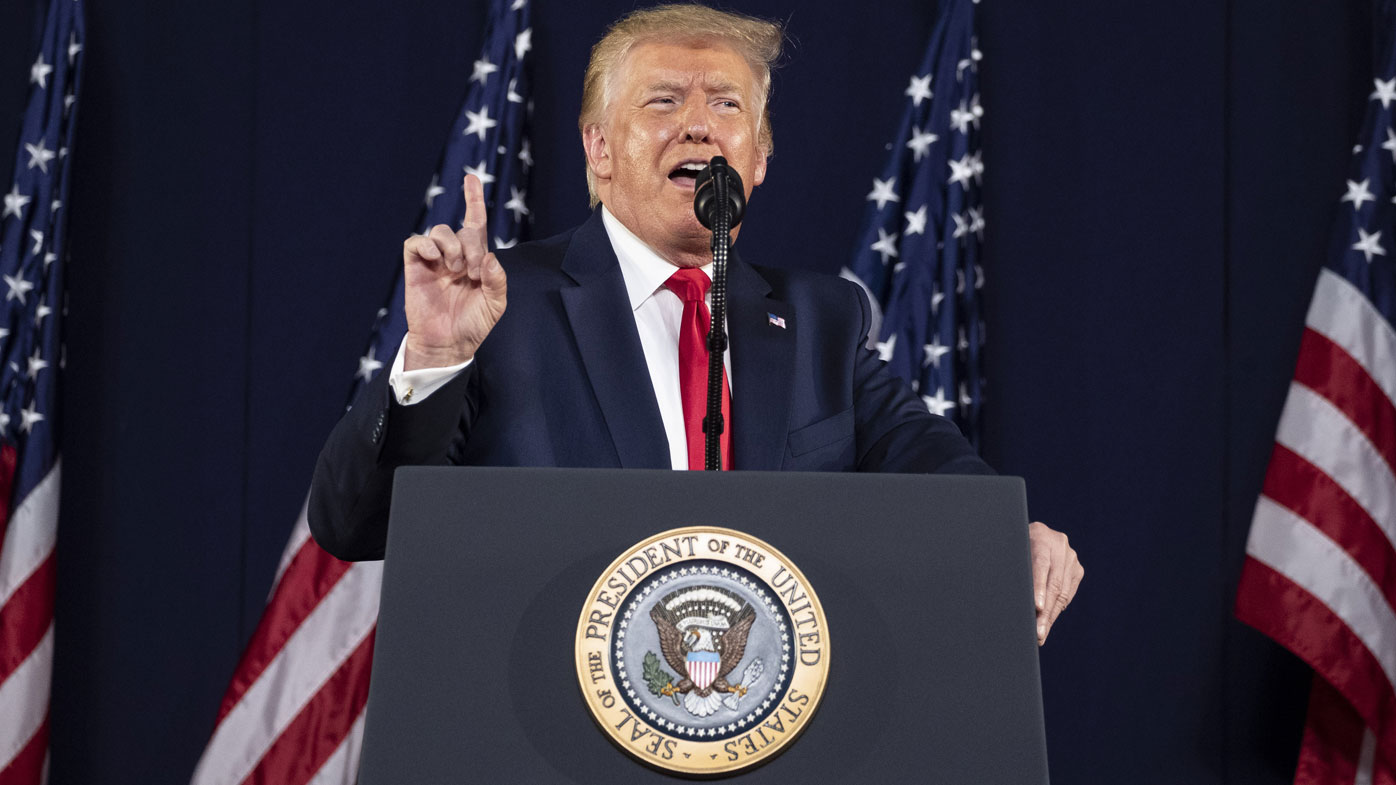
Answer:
[{"left": 308, "top": 4, "right": 1083, "bottom": 644}]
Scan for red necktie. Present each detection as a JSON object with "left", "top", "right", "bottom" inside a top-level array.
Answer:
[{"left": 665, "top": 268, "right": 733, "bottom": 470}]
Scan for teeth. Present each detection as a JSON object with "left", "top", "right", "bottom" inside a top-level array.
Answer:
[{"left": 679, "top": 163, "right": 705, "bottom": 172}]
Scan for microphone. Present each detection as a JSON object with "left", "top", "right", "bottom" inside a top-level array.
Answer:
[
  {"left": 693, "top": 156, "right": 745, "bottom": 229},
  {"left": 692, "top": 156, "right": 743, "bottom": 471}
]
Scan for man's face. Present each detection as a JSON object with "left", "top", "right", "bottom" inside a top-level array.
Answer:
[{"left": 584, "top": 40, "right": 768, "bottom": 268}]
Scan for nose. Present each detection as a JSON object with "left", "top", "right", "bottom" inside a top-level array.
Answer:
[{"left": 681, "top": 103, "right": 711, "bottom": 143}]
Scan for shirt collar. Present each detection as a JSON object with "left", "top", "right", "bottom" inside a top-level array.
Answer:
[{"left": 601, "top": 205, "right": 712, "bottom": 311}]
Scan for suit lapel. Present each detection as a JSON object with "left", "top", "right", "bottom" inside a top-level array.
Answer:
[
  {"left": 726, "top": 255, "right": 796, "bottom": 470},
  {"left": 559, "top": 211, "right": 671, "bottom": 469}
]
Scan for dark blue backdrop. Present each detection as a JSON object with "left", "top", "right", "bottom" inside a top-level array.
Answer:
[{"left": 0, "top": 0, "right": 1369, "bottom": 782}]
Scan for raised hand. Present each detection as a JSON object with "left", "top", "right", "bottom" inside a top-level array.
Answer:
[{"left": 401, "top": 174, "right": 508, "bottom": 370}]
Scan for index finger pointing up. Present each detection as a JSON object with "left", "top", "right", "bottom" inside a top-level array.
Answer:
[{"left": 459, "top": 173, "right": 490, "bottom": 263}]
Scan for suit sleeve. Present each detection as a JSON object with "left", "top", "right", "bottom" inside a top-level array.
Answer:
[
  {"left": 307, "top": 364, "right": 477, "bottom": 561},
  {"left": 844, "top": 282, "right": 996, "bottom": 476}
]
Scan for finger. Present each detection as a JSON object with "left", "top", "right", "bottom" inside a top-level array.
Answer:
[
  {"left": 1061, "top": 552, "right": 1084, "bottom": 608},
  {"left": 1037, "top": 538, "right": 1067, "bottom": 644},
  {"left": 1042, "top": 549, "right": 1082, "bottom": 645},
  {"left": 405, "top": 232, "right": 441, "bottom": 263},
  {"left": 1030, "top": 523, "right": 1051, "bottom": 614},
  {"left": 428, "top": 224, "right": 463, "bottom": 273},
  {"left": 459, "top": 175, "right": 490, "bottom": 275}
]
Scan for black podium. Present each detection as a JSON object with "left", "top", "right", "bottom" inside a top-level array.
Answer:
[{"left": 359, "top": 467, "right": 1049, "bottom": 783}]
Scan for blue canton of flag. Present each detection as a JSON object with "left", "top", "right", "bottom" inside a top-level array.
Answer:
[
  {"left": 0, "top": 0, "right": 84, "bottom": 779},
  {"left": 351, "top": 0, "right": 534, "bottom": 395},
  {"left": 842, "top": 0, "right": 985, "bottom": 447}
]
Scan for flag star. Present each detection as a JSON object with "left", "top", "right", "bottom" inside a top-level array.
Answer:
[
  {"left": 0, "top": 327, "right": 9, "bottom": 341},
  {"left": 511, "top": 0, "right": 526, "bottom": 9},
  {"left": 870, "top": 227, "right": 900, "bottom": 263},
  {"left": 30, "top": 230, "right": 44, "bottom": 255},
  {"left": 43, "top": 252, "right": 56, "bottom": 269},
  {"left": 26, "top": 350, "right": 47, "bottom": 380},
  {"left": 356, "top": 346, "right": 383, "bottom": 381},
  {"left": 3, "top": 186, "right": 30, "bottom": 220},
  {"left": 1342, "top": 178, "right": 1376, "bottom": 210},
  {"left": 470, "top": 57, "right": 499, "bottom": 84},
  {"left": 1372, "top": 77, "right": 1396, "bottom": 108},
  {"left": 423, "top": 174, "right": 444, "bottom": 208},
  {"left": 960, "top": 383, "right": 974, "bottom": 407},
  {"left": 25, "top": 140, "right": 56, "bottom": 173},
  {"left": 50, "top": 198, "right": 61, "bottom": 214},
  {"left": 0, "top": 409, "right": 9, "bottom": 433},
  {"left": 515, "top": 27, "right": 532, "bottom": 60},
  {"left": 35, "top": 303, "right": 51, "bottom": 326},
  {"left": 1353, "top": 227, "right": 1386, "bottom": 262},
  {"left": 68, "top": 32, "right": 82, "bottom": 65},
  {"left": 969, "top": 150, "right": 984, "bottom": 181},
  {"left": 906, "top": 126, "right": 939, "bottom": 162},
  {"left": 5, "top": 273, "right": 34, "bottom": 304},
  {"left": 924, "top": 340, "right": 951, "bottom": 368},
  {"left": 518, "top": 138, "right": 533, "bottom": 168},
  {"left": 495, "top": 236, "right": 518, "bottom": 249},
  {"left": 968, "top": 206, "right": 986, "bottom": 237},
  {"left": 1384, "top": 128, "right": 1396, "bottom": 163},
  {"left": 63, "top": 93, "right": 76, "bottom": 114},
  {"left": 463, "top": 161, "right": 496, "bottom": 187},
  {"left": 922, "top": 389, "right": 956, "bottom": 416},
  {"left": 876, "top": 333, "right": 897, "bottom": 362},
  {"left": 950, "top": 102, "right": 976, "bottom": 134},
  {"left": 932, "top": 290, "right": 946, "bottom": 312},
  {"left": 904, "top": 205, "right": 928, "bottom": 235},
  {"left": 462, "top": 107, "right": 498, "bottom": 141},
  {"left": 904, "top": 73, "right": 933, "bottom": 106},
  {"left": 867, "top": 177, "right": 900, "bottom": 209},
  {"left": 975, "top": 264, "right": 986, "bottom": 289},
  {"left": 504, "top": 186, "right": 530, "bottom": 221},
  {"left": 19, "top": 401, "right": 43, "bottom": 434},
  {"left": 952, "top": 212, "right": 969, "bottom": 239},
  {"left": 30, "top": 55, "right": 53, "bottom": 88},
  {"left": 948, "top": 156, "right": 974, "bottom": 187},
  {"left": 507, "top": 78, "right": 523, "bottom": 103}
]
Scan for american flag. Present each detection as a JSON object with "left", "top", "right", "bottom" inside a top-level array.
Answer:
[
  {"left": 1233, "top": 5, "right": 1396, "bottom": 781},
  {"left": 0, "top": 0, "right": 83, "bottom": 782},
  {"left": 189, "top": 0, "right": 532, "bottom": 782},
  {"left": 842, "top": 0, "right": 985, "bottom": 447}
]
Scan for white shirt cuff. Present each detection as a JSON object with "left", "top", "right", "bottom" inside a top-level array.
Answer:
[{"left": 387, "top": 336, "right": 472, "bottom": 405}]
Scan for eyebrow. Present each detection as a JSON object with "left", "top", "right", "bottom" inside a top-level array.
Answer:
[{"left": 643, "top": 78, "right": 747, "bottom": 95}]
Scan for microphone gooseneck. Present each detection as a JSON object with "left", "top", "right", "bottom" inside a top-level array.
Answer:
[{"left": 693, "top": 157, "right": 743, "bottom": 471}]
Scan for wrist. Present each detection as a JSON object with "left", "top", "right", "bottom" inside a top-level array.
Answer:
[{"left": 403, "top": 334, "right": 474, "bottom": 371}]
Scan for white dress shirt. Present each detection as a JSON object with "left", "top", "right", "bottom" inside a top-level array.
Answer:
[{"left": 388, "top": 206, "right": 731, "bottom": 471}]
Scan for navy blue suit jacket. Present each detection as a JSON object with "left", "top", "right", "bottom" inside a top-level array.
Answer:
[{"left": 309, "top": 211, "right": 991, "bottom": 560}]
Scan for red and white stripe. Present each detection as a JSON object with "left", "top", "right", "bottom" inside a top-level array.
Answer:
[
  {"left": 1237, "top": 269, "right": 1396, "bottom": 783},
  {"left": 191, "top": 501, "right": 380, "bottom": 785},
  {"left": 0, "top": 459, "right": 59, "bottom": 785}
]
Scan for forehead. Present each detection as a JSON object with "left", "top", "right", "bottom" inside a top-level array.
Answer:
[{"left": 614, "top": 40, "right": 758, "bottom": 94}]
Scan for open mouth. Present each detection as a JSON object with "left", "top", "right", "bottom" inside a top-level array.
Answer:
[{"left": 667, "top": 161, "right": 707, "bottom": 189}]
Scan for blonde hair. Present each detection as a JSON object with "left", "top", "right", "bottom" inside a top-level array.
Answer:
[{"left": 579, "top": 4, "right": 784, "bottom": 206}]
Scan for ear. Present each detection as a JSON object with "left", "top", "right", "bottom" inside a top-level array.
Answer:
[
  {"left": 751, "top": 151, "right": 768, "bottom": 188},
  {"left": 582, "top": 124, "right": 612, "bottom": 181}
]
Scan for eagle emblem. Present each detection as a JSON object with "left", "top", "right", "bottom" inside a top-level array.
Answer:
[{"left": 644, "top": 586, "right": 764, "bottom": 717}]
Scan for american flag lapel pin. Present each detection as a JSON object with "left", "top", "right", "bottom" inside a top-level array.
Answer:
[{"left": 767, "top": 313, "right": 787, "bottom": 329}]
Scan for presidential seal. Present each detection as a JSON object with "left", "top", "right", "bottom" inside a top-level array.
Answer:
[{"left": 575, "top": 527, "right": 829, "bottom": 776}]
